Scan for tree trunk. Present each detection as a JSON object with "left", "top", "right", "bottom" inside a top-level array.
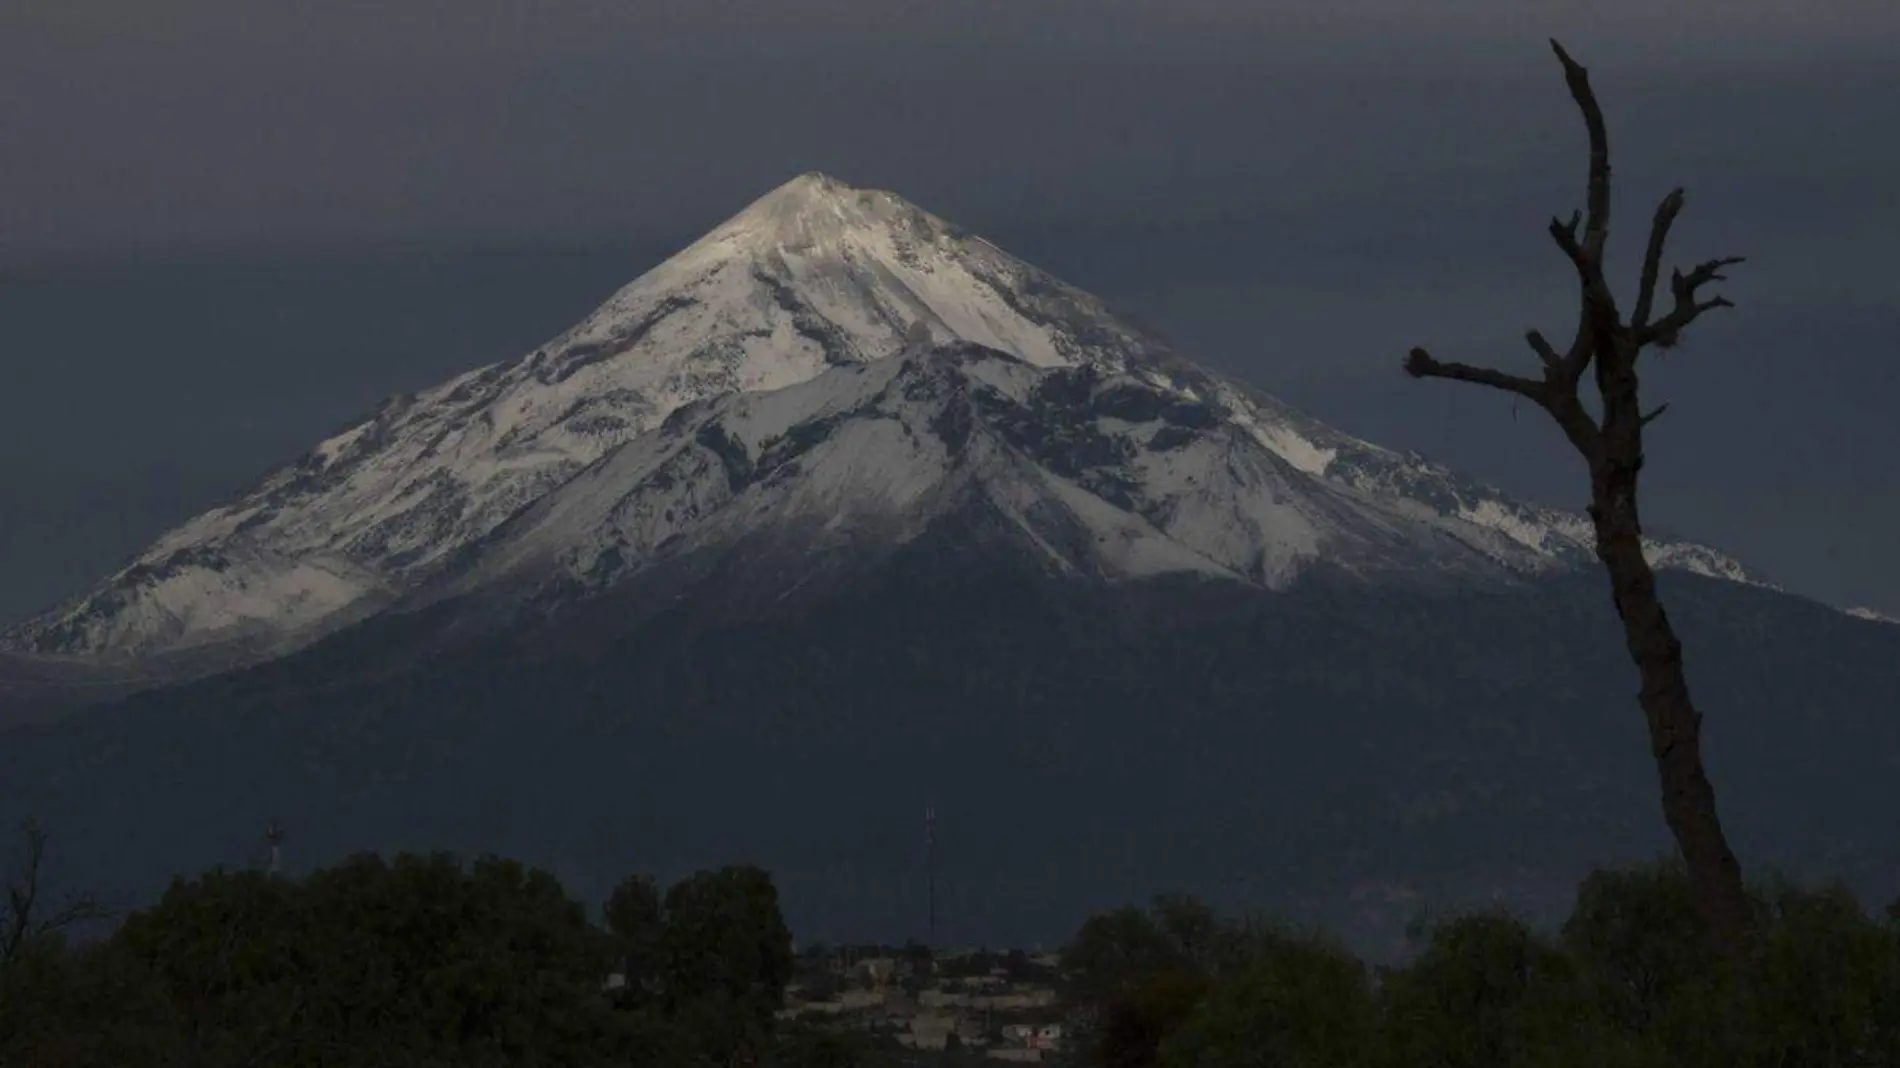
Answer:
[
  {"left": 1588, "top": 460, "right": 1755, "bottom": 960},
  {"left": 1404, "top": 37, "right": 1758, "bottom": 966}
]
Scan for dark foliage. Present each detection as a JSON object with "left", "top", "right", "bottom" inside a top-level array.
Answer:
[
  {"left": 5, "top": 848, "right": 1894, "bottom": 1067},
  {"left": 1066, "top": 861, "right": 1900, "bottom": 1068},
  {"left": 0, "top": 852, "right": 798, "bottom": 1068}
]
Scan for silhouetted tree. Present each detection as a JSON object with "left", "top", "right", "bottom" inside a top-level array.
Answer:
[
  {"left": 1066, "top": 894, "right": 1282, "bottom": 1068},
  {"left": 1065, "top": 896, "right": 1210, "bottom": 1007},
  {"left": 102, "top": 852, "right": 618, "bottom": 1066},
  {"left": 0, "top": 934, "right": 182, "bottom": 1065},
  {"left": 603, "top": 872, "right": 665, "bottom": 999},
  {"left": 1380, "top": 911, "right": 1582, "bottom": 1068},
  {"left": 1157, "top": 927, "right": 1373, "bottom": 1068},
  {"left": 1402, "top": 39, "right": 1754, "bottom": 961},
  {"left": 659, "top": 864, "right": 796, "bottom": 1067},
  {"left": 1, "top": 818, "right": 112, "bottom": 966},
  {"left": 1561, "top": 859, "right": 1730, "bottom": 1042},
  {"left": 1742, "top": 876, "right": 1900, "bottom": 1065},
  {"left": 1095, "top": 971, "right": 1211, "bottom": 1068}
]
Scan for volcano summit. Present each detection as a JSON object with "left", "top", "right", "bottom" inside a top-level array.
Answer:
[{"left": 4, "top": 173, "right": 1761, "bottom": 671}]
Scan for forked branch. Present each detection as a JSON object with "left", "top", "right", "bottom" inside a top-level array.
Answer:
[
  {"left": 1639, "top": 256, "right": 1745, "bottom": 347},
  {"left": 1549, "top": 209, "right": 1588, "bottom": 270},
  {"left": 1408, "top": 41, "right": 1743, "bottom": 411}
]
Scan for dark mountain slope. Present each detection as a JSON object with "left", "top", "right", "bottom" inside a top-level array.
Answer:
[{"left": 3, "top": 528, "right": 1894, "bottom": 958}]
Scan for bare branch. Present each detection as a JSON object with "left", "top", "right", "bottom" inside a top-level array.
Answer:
[
  {"left": 32, "top": 895, "right": 113, "bottom": 937},
  {"left": 1639, "top": 402, "right": 1671, "bottom": 428},
  {"left": 1524, "top": 329, "right": 1565, "bottom": 374},
  {"left": 2, "top": 818, "right": 110, "bottom": 963},
  {"left": 2, "top": 820, "right": 45, "bottom": 962},
  {"left": 1404, "top": 346, "right": 1548, "bottom": 403},
  {"left": 1542, "top": 41, "right": 1628, "bottom": 379},
  {"left": 1638, "top": 255, "right": 1745, "bottom": 347},
  {"left": 1549, "top": 40, "right": 1612, "bottom": 261},
  {"left": 1632, "top": 188, "right": 1686, "bottom": 332},
  {"left": 1548, "top": 210, "right": 1587, "bottom": 268},
  {"left": 1680, "top": 256, "right": 1746, "bottom": 292}
]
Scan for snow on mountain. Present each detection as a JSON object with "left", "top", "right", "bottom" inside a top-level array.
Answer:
[
  {"left": 2, "top": 172, "right": 1767, "bottom": 662},
  {"left": 1203, "top": 380, "right": 1769, "bottom": 588},
  {"left": 421, "top": 342, "right": 1574, "bottom": 613},
  {"left": 1846, "top": 606, "right": 1899, "bottom": 625}
]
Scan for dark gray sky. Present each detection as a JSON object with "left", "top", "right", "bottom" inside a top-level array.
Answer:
[{"left": 3, "top": 1, "right": 1897, "bottom": 624}]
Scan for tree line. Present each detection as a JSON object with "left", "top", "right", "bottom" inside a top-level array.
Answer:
[
  {"left": 1065, "top": 863, "right": 1900, "bottom": 1068},
  {"left": 0, "top": 832, "right": 858, "bottom": 1068},
  {"left": 7, "top": 817, "right": 1899, "bottom": 1067}
]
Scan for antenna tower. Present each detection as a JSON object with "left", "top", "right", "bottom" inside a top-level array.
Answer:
[
  {"left": 926, "top": 804, "right": 937, "bottom": 951},
  {"left": 265, "top": 819, "right": 285, "bottom": 877}
]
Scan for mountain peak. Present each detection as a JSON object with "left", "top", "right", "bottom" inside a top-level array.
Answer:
[
  {"left": 699, "top": 171, "right": 936, "bottom": 257},
  {"left": 743, "top": 170, "right": 860, "bottom": 214},
  {"left": 1, "top": 175, "right": 1769, "bottom": 666},
  {"left": 781, "top": 169, "right": 853, "bottom": 196}
]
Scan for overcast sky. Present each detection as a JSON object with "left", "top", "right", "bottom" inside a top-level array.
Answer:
[{"left": 3, "top": 0, "right": 1898, "bottom": 624}]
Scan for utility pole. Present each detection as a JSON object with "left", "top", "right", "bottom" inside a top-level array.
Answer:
[{"left": 925, "top": 804, "right": 937, "bottom": 952}]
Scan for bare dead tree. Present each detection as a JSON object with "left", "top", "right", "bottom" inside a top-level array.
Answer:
[
  {"left": 1403, "top": 40, "right": 1755, "bottom": 961},
  {"left": 2, "top": 817, "right": 113, "bottom": 964}
]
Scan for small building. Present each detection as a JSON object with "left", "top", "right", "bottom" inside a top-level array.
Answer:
[
  {"left": 857, "top": 957, "right": 898, "bottom": 987},
  {"left": 1000, "top": 1022, "right": 1064, "bottom": 1053}
]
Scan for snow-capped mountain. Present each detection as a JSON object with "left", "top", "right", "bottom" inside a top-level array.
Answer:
[
  {"left": 423, "top": 343, "right": 1576, "bottom": 617},
  {"left": 2, "top": 172, "right": 1765, "bottom": 663}
]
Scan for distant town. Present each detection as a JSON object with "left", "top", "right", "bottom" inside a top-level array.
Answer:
[{"left": 618, "top": 942, "right": 1077, "bottom": 1062}]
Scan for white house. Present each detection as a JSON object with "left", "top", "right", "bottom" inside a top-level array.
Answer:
[{"left": 1000, "top": 1022, "right": 1064, "bottom": 1051}]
